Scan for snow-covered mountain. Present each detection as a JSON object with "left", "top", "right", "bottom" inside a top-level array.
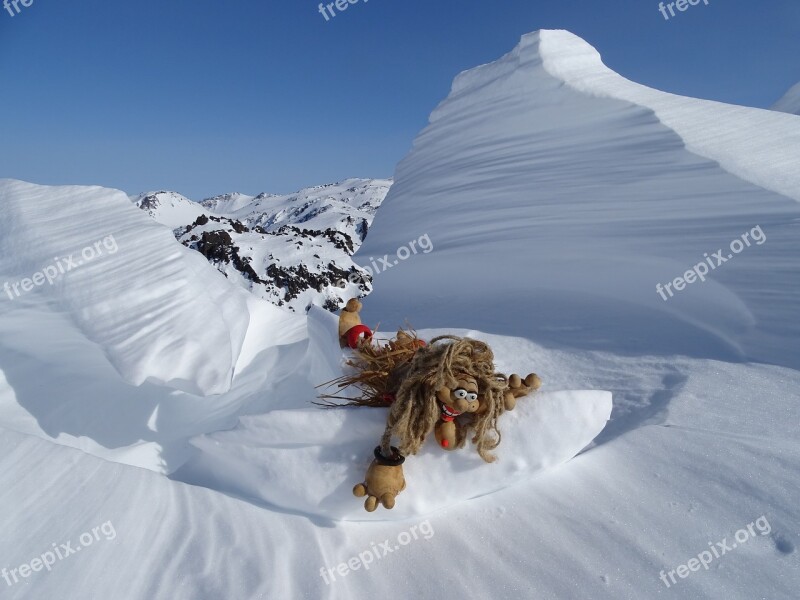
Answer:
[
  {"left": 771, "top": 80, "right": 800, "bottom": 115},
  {"left": 1, "top": 29, "right": 799, "bottom": 600},
  {"left": 132, "top": 190, "right": 208, "bottom": 229},
  {"left": 132, "top": 178, "right": 391, "bottom": 311}
]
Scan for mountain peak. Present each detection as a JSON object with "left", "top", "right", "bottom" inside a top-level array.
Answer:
[
  {"left": 771, "top": 81, "right": 800, "bottom": 115},
  {"left": 441, "top": 29, "right": 800, "bottom": 205}
]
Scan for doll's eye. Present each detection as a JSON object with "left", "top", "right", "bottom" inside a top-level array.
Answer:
[
  {"left": 467, "top": 393, "right": 478, "bottom": 401},
  {"left": 454, "top": 389, "right": 468, "bottom": 399}
]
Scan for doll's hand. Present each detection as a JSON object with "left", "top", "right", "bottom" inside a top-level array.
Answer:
[
  {"left": 353, "top": 447, "right": 406, "bottom": 512},
  {"left": 503, "top": 373, "right": 541, "bottom": 411}
]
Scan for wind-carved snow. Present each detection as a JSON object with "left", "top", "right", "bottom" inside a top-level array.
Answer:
[
  {"left": 0, "top": 179, "right": 262, "bottom": 396},
  {"left": 535, "top": 30, "right": 800, "bottom": 203},
  {"left": 360, "top": 29, "right": 800, "bottom": 371}
]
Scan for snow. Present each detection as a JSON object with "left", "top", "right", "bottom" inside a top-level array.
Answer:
[
  {"left": 213, "top": 178, "right": 390, "bottom": 234},
  {"left": 200, "top": 191, "right": 263, "bottom": 214},
  {"left": 183, "top": 387, "right": 611, "bottom": 521},
  {"left": 536, "top": 30, "right": 800, "bottom": 203},
  {"left": 181, "top": 307, "right": 612, "bottom": 521},
  {"left": 772, "top": 81, "right": 800, "bottom": 115},
  {"left": 131, "top": 190, "right": 208, "bottom": 230},
  {"left": 358, "top": 29, "right": 800, "bottom": 371},
  {"left": 1, "top": 28, "right": 799, "bottom": 600},
  {"left": 0, "top": 179, "right": 274, "bottom": 396}
]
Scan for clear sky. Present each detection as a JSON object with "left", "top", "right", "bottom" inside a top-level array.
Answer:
[{"left": 1, "top": 0, "right": 798, "bottom": 199}]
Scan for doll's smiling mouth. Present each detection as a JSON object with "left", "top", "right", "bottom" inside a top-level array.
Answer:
[{"left": 440, "top": 404, "right": 462, "bottom": 419}]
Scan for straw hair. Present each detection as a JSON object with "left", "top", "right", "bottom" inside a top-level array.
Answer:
[{"left": 318, "top": 331, "right": 508, "bottom": 463}]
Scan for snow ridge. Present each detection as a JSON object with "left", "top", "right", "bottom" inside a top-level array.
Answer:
[
  {"left": 771, "top": 80, "right": 800, "bottom": 115},
  {"left": 532, "top": 30, "right": 800, "bottom": 202}
]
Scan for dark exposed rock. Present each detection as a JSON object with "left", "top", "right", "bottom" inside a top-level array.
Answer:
[
  {"left": 193, "top": 231, "right": 234, "bottom": 263},
  {"left": 356, "top": 218, "right": 369, "bottom": 242}
]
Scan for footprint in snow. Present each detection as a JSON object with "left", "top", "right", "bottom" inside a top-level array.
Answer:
[{"left": 772, "top": 534, "right": 795, "bottom": 555}]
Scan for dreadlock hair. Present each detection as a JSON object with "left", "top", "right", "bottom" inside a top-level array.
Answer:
[
  {"left": 378, "top": 335, "right": 509, "bottom": 463},
  {"left": 315, "top": 329, "right": 427, "bottom": 408}
]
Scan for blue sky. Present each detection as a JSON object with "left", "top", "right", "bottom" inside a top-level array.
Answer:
[{"left": 1, "top": 0, "right": 798, "bottom": 199}]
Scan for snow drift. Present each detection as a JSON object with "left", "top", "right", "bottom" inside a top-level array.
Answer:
[
  {"left": 0, "top": 178, "right": 306, "bottom": 468},
  {"left": 0, "top": 179, "right": 260, "bottom": 396},
  {"left": 357, "top": 29, "right": 800, "bottom": 371}
]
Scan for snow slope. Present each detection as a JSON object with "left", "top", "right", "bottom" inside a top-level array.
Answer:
[
  {"left": 772, "top": 81, "right": 800, "bottom": 115},
  {"left": 131, "top": 190, "right": 208, "bottom": 229},
  {"left": 536, "top": 31, "right": 800, "bottom": 203},
  {"left": 1, "top": 29, "right": 799, "bottom": 600},
  {"left": 0, "top": 178, "right": 306, "bottom": 468},
  {"left": 0, "top": 179, "right": 261, "bottom": 396},
  {"left": 358, "top": 29, "right": 800, "bottom": 372}
]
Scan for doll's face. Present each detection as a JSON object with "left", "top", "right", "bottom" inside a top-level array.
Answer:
[{"left": 436, "top": 377, "right": 480, "bottom": 415}]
